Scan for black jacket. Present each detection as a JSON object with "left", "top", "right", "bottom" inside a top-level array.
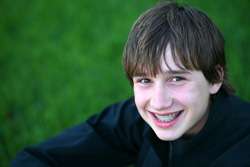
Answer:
[{"left": 10, "top": 93, "right": 250, "bottom": 167}]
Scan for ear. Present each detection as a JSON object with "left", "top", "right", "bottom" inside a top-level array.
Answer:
[{"left": 209, "top": 66, "right": 224, "bottom": 94}]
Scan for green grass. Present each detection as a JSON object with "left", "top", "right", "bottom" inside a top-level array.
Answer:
[{"left": 1, "top": 0, "right": 250, "bottom": 166}]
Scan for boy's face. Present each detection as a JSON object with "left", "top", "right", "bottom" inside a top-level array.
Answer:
[{"left": 133, "top": 46, "right": 221, "bottom": 141}]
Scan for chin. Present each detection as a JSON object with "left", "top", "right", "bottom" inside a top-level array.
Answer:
[
  {"left": 153, "top": 127, "right": 183, "bottom": 141},
  {"left": 156, "top": 134, "right": 180, "bottom": 141}
]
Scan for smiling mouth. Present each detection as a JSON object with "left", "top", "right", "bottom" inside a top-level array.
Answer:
[{"left": 154, "top": 111, "right": 181, "bottom": 123}]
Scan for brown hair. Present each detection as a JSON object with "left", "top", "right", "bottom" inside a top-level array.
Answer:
[{"left": 123, "top": 1, "right": 235, "bottom": 95}]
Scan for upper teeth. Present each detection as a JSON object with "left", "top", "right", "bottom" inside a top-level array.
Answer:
[{"left": 154, "top": 112, "right": 180, "bottom": 122}]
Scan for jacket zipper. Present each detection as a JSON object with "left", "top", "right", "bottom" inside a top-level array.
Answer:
[{"left": 168, "top": 141, "right": 173, "bottom": 167}]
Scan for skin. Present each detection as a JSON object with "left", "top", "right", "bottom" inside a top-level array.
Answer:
[{"left": 133, "top": 46, "right": 222, "bottom": 141}]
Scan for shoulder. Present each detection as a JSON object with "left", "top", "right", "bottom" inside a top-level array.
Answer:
[
  {"left": 85, "top": 97, "right": 147, "bottom": 151},
  {"left": 213, "top": 93, "right": 250, "bottom": 116},
  {"left": 227, "top": 94, "right": 250, "bottom": 123},
  {"left": 211, "top": 133, "right": 250, "bottom": 167},
  {"left": 212, "top": 94, "right": 250, "bottom": 167},
  {"left": 87, "top": 97, "right": 142, "bottom": 127},
  {"left": 86, "top": 97, "right": 146, "bottom": 139},
  {"left": 228, "top": 94, "right": 250, "bottom": 109}
]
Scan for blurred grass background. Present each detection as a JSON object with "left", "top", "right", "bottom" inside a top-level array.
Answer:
[{"left": 1, "top": 0, "right": 249, "bottom": 166}]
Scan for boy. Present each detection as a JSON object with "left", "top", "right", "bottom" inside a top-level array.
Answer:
[{"left": 10, "top": 1, "right": 250, "bottom": 167}]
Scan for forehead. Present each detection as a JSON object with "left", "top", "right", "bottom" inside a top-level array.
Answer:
[
  {"left": 161, "top": 45, "right": 186, "bottom": 71},
  {"left": 131, "top": 39, "right": 202, "bottom": 79},
  {"left": 133, "top": 45, "right": 188, "bottom": 77}
]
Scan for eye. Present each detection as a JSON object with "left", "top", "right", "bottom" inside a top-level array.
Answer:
[
  {"left": 139, "top": 78, "right": 152, "bottom": 84},
  {"left": 172, "top": 77, "right": 185, "bottom": 82}
]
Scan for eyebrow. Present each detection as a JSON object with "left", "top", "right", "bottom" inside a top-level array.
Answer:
[{"left": 133, "top": 70, "right": 191, "bottom": 77}]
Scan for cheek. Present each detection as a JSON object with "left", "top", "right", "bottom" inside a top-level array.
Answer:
[
  {"left": 133, "top": 87, "right": 149, "bottom": 109},
  {"left": 173, "top": 84, "right": 210, "bottom": 110}
]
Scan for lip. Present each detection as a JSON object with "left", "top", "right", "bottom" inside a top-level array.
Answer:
[{"left": 150, "top": 110, "right": 183, "bottom": 128}]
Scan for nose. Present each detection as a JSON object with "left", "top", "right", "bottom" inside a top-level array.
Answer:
[{"left": 150, "top": 84, "right": 173, "bottom": 110}]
